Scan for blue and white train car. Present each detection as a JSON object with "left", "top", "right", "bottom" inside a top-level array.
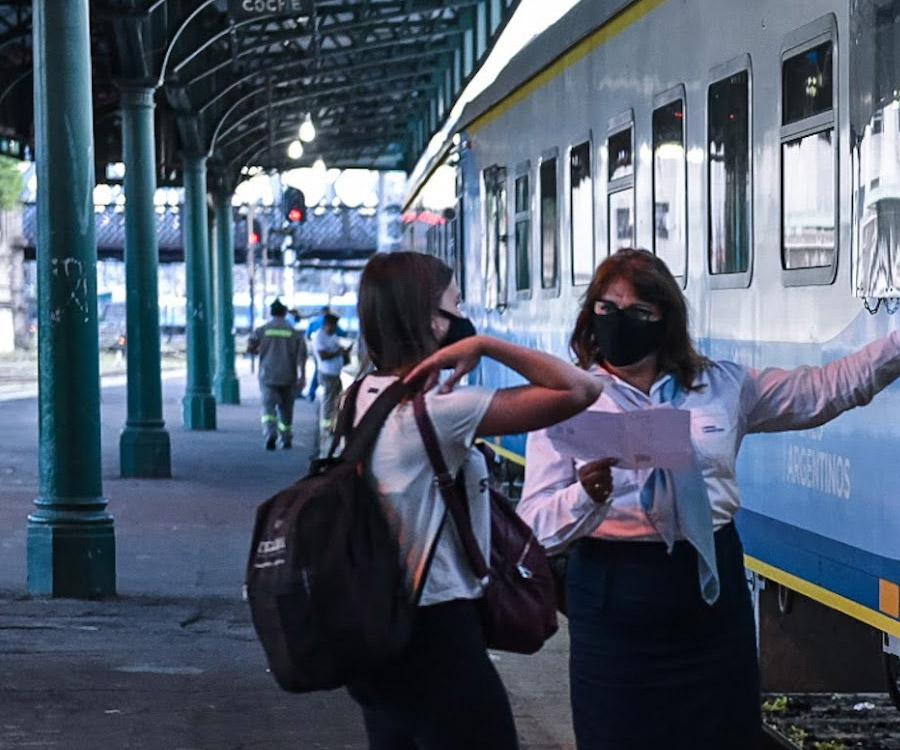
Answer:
[{"left": 404, "top": 0, "right": 900, "bottom": 678}]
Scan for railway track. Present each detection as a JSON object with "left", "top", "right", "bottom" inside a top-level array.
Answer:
[
  {"left": 761, "top": 693, "right": 900, "bottom": 750},
  {"left": 762, "top": 723, "right": 801, "bottom": 750}
]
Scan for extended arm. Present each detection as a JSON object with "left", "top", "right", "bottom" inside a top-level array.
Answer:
[
  {"left": 745, "top": 330, "right": 900, "bottom": 433},
  {"left": 405, "top": 334, "right": 603, "bottom": 437}
]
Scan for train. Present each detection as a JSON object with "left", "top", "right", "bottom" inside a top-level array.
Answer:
[{"left": 402, "top": 0, "right": 900, "bottom": 700}]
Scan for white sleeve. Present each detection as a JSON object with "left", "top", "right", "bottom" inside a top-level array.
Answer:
[
  {"left": 743, "top": 330, "right": 900, "bottom": 433},
  {"left": 517, "top": 427, "right": 612, "bottom": 555},
  {"left": 313, "top": 329, "right": 336, "bottom": 354},
  {"left": 426, "top": 386, "right": 497, "bottom": 473}
]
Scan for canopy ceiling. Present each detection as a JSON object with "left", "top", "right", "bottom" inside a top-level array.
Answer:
[{"left": 0, "top": 0, "right": 520, "bottom": 189}]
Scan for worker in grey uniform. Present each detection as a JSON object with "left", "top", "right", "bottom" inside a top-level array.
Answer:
[{"left": 248, "top": 299, "right": 307, "bottom": 450}]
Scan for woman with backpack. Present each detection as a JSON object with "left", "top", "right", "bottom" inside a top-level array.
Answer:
[{"left": 345, "top": 251, "right": 603, "bottom": 750}]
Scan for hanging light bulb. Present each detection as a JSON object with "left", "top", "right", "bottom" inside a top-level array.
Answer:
[
  {"left": 312, "top": 157, "right": 327, "bottom": 175},
  {"left": 287, "top": 139, "right": 304, "bottom": 160},
  {"left": 299, "top": 113, "right": 316, "bottom": 143}
]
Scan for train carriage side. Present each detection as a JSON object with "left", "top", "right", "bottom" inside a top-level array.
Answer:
[{"left": 405, "top": 0, "right": 900, "bottom": 659}]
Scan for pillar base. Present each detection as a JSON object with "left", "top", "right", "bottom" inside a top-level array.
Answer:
[
  {"left": 214, "top": 373, "right": 241, "bottom": 405},
  {"left": 27, "top": 514, "right": 116, "bottom": 598},
  {"left": 183, "top": 392, "right": 216, "bottom": 430},
  {"left": 120, "top": 424, "right": 172, "bottom": 478}
]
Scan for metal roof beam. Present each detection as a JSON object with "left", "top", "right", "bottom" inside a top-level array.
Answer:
[
  {"left": 209, "top": 71, "right": 436, "bottom": 151},
  {"left": 170, "top": 3, "right": 464, "bottom": 81},
  {"left": 215, "top": 101, "right": 414, "bottom": 156},
  {"left": 230, "top": 131, "right": 403, "bottom": 174},
  {"left": 197, "top": 43, "right": 451, "bottom": 115},
  {"left": 182, "top": 23, "right": 462, "bottom": 93}
]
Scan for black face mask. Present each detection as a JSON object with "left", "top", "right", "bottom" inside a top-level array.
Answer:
[
  {"left": 438, "top": 309, "right": 477, "bottom": 347},
  {"left": 592, "top": 310, "right": 664, "bottom": 367}
]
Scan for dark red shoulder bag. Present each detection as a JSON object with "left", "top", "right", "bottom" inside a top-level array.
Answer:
[{"left": 412, "top": 392, "right": 558, "bottom": 654}]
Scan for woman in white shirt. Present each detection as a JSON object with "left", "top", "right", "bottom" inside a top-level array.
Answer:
[
  {"left": 518, "top": 248, "right": 900, "bottom": 750},
  {"left": 345, "top": 251, "right": 603, "bottom": 750}
]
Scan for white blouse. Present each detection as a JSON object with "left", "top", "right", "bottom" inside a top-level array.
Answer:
[{"left": 518, "top": 331, "right": 900, "bottom": 554}]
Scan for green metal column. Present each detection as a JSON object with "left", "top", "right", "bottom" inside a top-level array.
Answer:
[
  {"left": 119, "top": 85, "right": 171, "bottom": 477},
  {"left": 213, "top": 192, "right": 240, "bottom": 404},
  {"left": 207, "top": 214, "right": 217, "bottom": 378},
  {"left": 182, "top": 154, "right": 216, "bottom": 429},
  {"left": 28, "top": 0, "right": 115, "bottom": 597}
]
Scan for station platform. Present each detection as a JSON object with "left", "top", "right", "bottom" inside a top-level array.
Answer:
[{"left": 0, "top": 361, "right": 575, "bottom": 750}]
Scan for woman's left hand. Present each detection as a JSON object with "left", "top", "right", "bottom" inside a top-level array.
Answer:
[
  {"left": 577, "top": 457, "right": 618, "bottom": 504},
  {"left": 404, "top": 336, "right": 485, "bottom": 393}
]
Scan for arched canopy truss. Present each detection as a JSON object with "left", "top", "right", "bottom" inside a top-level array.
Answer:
[{"left": 0, "top": 0, "right": 521, "bottom": 188}]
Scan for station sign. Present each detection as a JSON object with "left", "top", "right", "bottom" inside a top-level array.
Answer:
[{"left": 229, "top": 0, "right": 310, "bottom": 19}]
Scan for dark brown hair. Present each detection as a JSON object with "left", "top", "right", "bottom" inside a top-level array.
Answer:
[
  {"left": 570, "top": 248, "right": 710, "bottom": 389},
  {"left": 358, "top": 251, "right": 454, "bottom": 374}
]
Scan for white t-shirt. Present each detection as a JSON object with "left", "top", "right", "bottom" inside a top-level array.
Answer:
[
  {"left": 313, "top": 328, "right": 344, "bottom": 377},
  {"left": 354, "top": 375, "right": 496, "bottom": 606}
]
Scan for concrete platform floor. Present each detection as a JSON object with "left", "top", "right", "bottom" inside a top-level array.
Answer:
[{"left": 0, "top": 361, "right": 575, "bottom": 750}]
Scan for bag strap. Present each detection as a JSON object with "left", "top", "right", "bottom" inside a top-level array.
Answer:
[
  {"left": 411, "top": 391, "right": 490, "bottom": 579},
  {"left": 341, "top": 379, "right": 415, "bottom": 465}
]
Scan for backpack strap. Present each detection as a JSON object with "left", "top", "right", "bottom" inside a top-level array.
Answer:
[
  {"left": 411, "top": 391, "right": 490, "bottom": 579},
  {"left": 341, "top": 379, "right": 415, "bottom": 465}
]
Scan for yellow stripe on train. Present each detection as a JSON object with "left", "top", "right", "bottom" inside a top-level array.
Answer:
[{"left": 482, "top": 440, "right": 900, "bottom": 637}]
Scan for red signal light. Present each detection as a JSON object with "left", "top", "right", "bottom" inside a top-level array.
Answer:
[
  {"left": 249, "top": 231, "right": 260, "bottom": 245},
  {"left": 288, "top": 208, "right": 304, "bottom": 222}
]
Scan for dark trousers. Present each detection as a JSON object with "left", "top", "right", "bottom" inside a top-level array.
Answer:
[
  {"left": 319, "top": 374, "right": 342, "bottom": 426},
  {"left": 306, "top": 362, "right": 318, "bottom": 401},
  {"left": 260, "top": 383, "right": 297, "bottom": 442},
  {"left": 347, "top": 599, "right": 519, "bottom": 750},
  {"left": 568, "top": 522, "right": 761, "bottom": 750}
]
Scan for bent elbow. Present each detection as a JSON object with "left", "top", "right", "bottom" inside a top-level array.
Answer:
[{"left": 573, "top": 379, "right": 603, "bottom": 409}]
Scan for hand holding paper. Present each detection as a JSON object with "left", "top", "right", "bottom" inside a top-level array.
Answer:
[{"left": 546, "top": 408, "right": 692, "bottom": 469}]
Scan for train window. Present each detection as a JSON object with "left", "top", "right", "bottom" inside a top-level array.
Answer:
[
  {"left": 607, "top": 116, "right": 635, "bottom": 253},
  {"left": 849, "top": 3, "right": 900, "bottom": 297},
  {"left": 608, "top": 190, "right": 634, "bottom": 251},
  {"left": 652, "top": 91, "right": 687, "bottom": 281},
  {"left": 514, "top": 165, "right": 532, "bottom": 294},
  {"left": 482, "top": 165, "right": 508, "bottom": 310},
  {"left": 570, "top": 141, "right": 594, "bottom": 286},
  {"left": 455, "top": 169, "right": 466, "bottom": 301},
  {"left": 708, "top": 67, "right": 751, "bottom": 278},
  {"left": 783, "top": 42, "right": 833, "bottom": 126},
  {"left": 608, "top": 128, "right": 633, "bottom": 182},
  {"left": 540, "top": 156, "right": 559, "bottom": 289},
  {"left": 781, "top": 17, "right": 837, "bottom": 285}
]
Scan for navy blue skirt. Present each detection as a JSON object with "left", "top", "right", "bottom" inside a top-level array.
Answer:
[{"left": 567, "top": 522, "right": 761, "bottom": 750}]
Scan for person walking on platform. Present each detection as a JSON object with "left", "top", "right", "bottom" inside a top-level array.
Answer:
[
  {"left": 345, "top": 251, "right": 603, "bottom": 750},
  {"left": 518, "top": 248, "right": 900, "bottom": 750},
  {"left": 306, "top": 305, "right": 347, "bottom": 402},
  {"left": 312, "top": 312, "right": 350, "bottom": 431},
  {"left": 248, "top": 299, "right": 307, "bottom": 450}
]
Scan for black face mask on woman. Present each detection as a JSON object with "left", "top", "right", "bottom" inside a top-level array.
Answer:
[
  {"left": 592, "top": 310, "right": 664, "bottom": 367},
  {"left": 438, "top": 309, "right": 477, "bottom": 347}
]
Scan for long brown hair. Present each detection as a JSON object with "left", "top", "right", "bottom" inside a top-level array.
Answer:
[
  {"left": 358, "top": 251, "right": 454, "bottom": 374},
  {"left": 570, "top": 248, "right": 709, "bottom": 390}
]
